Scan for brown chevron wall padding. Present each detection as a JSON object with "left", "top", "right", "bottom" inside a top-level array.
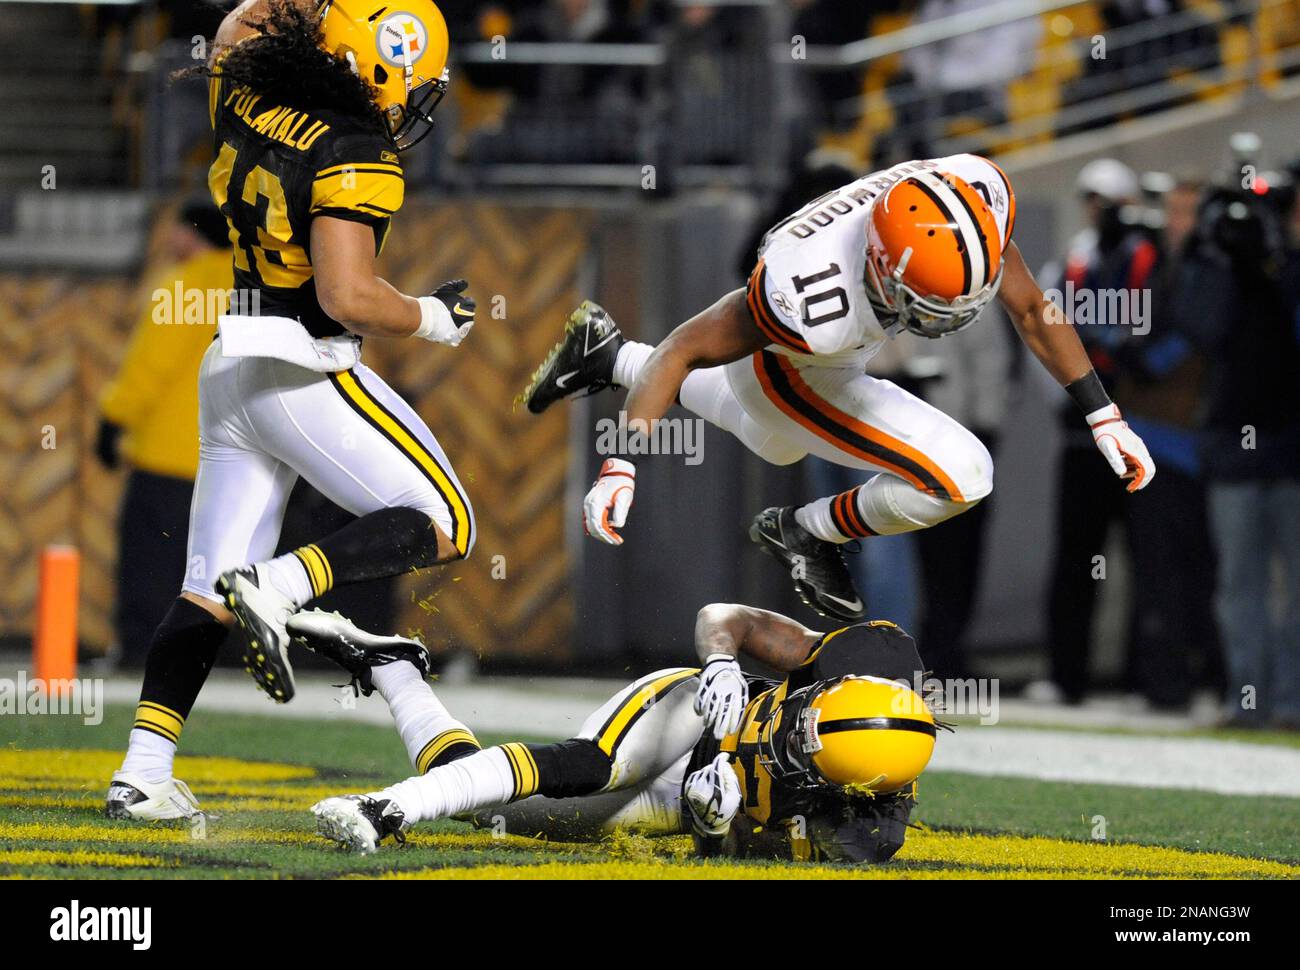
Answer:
[{"left": 0, "top": 200, "right": 590, "bottom": 664}]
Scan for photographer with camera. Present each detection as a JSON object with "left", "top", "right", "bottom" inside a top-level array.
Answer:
[{"left": 1179, "top": 138, "right": 1300, "bottom": 729}]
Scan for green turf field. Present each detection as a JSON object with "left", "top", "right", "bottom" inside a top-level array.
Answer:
[{"left": 1, "top": 703, "right": 1296, "bottom": 879}]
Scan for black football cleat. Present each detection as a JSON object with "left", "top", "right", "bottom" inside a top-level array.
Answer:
[
  {"left": 216, "top": 565, "right": 297, "bottom": 703},
  {"left": 749, "top": 506, "right": 866, "bottom": 622},
  {"left": 312, "top": 795, "right": 408, "bottom": 854},
  {"left": 518, "top": 300, "right": 625, "bottom": 414},
  {"left": 285, "top": 609, "right": 433, "bottom": 697}
]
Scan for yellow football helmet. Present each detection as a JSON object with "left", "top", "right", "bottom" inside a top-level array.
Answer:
[
  {"left": 757, "top": 675, "right": 936, "bottom": 794},
  {"left": 318, "top": 0, "right": 450, "bottom": 150}
]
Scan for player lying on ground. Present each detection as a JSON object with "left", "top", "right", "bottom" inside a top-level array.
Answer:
[
  {"left": 522, "top": 154, "right": 1156, "bottom": 622},
  {"left": 303, "top": 604, "right": 940, "bottom": 862},
  {"left": 107, "top": 0, "right": 481, "bottom": 822}
]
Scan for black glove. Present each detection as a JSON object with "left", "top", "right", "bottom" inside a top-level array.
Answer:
[
  {"left": 95, "top": 418, "right": 124, "bottom": 469},
  {"left": 430, "top": 279, "right": 476, "bottom": 329}
]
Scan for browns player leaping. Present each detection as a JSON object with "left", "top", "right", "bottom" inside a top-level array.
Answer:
[{"left": 523, "top": 154, "right": 1154, "bottom": 621}]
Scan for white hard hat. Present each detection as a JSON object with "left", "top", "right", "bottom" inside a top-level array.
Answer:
[{"left": 1076, "top": 158, "right": 1139, "bottom": 202}]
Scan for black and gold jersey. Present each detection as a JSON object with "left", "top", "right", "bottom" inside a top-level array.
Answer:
[
  {"left": 206, "top": 68, "right": 404, "bottom": 338},
  {"left": 687, "top": 620, "right": 923, "bottom": 861}
]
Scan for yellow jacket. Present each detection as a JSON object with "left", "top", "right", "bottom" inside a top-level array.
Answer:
[{"left": 100, "top": 247, "right": 231, "bottom": 480}]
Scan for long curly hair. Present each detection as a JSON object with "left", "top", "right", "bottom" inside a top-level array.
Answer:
[{"left": 184, "top": 0, "right": 386, "bottom": 130}]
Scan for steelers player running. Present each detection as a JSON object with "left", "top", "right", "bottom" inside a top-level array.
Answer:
[
  {"left": 307, "top": 604, "right": 938, "bottom": 863},
  {"left": 522, "top": 155, "right": 1156, "bottom": 622},
  {"left": 106, "top": 0, "right": 484, "bottom": 822}
]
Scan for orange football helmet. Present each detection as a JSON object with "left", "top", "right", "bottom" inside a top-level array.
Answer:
[{"left": 865, "top": 170, "right": 1004, "bottom": 338}]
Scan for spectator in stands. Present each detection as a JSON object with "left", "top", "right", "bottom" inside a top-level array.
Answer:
[
  {"left": 464, "top": 0, "right": 650, "bottom": 163},
  {"left": 895, "top": 0, "right": 1042, "bottom": 157},
  {"left": 786, "top": 0, "right": 872, "bottom": 133},
  {"left": 1060, "top": 0, "right": 1220, "bottom": 136},
  {"left": 1033, "top": 159, "right": 1152, "bottom": 704},
  {"left": 97, "top": 201, "right": 232, "bottom": 667},
  {"left": 1115, "top": 177, "right": 1222, "bottom": 711}
]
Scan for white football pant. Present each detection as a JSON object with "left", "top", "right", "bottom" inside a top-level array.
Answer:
[{"left": 180, "top": 339, "right": 475, "bottom": 603}]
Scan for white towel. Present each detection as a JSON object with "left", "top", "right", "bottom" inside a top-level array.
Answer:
[{"left": 218, "top": 314, "right": 361, "bottom": 373}]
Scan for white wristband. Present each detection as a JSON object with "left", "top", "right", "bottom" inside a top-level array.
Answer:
[
  {"left": 414, "top": 295, "right": 454, "bottom": 342},
  {"left": 1085, "top": 403, "right": 1122, "bottom": 427}
]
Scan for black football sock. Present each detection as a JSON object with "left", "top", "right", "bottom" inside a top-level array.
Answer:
[
  {"left": 288, "top": 506, "right": 446, "bottom": 600},
  {"left": 515, "top": 739, "right": 613, "bottom": 800},
  {"left": 127, "top": 597, "right": 228, "bottom": 755}
]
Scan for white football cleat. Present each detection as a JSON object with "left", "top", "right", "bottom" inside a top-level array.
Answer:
[
  {"left": 216, "top": 564, "right": 297, "bottom": 703},
  {"left": 312, "top": 795, "right": 408, "bottom": 855},
  {"left": 286, "top": 609, "right": 433, "bottom": 696},
  {"left": 105, "top": 771, "right": 202, "bottom": 821}
]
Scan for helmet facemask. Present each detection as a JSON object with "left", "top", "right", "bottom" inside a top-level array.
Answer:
[
  {"left": 386, "top": 69, "right": 448, "bottom": 151},
  {"left": 756, "top": 683, "right": 832, "bottom": 791},
  {"left": 865, "top": 243, "right": 1002, "bottom": 339}
]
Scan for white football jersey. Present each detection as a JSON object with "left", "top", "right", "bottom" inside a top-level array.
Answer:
[{"left": 747, "top": 154, "right": 1016, "bottom": 368}]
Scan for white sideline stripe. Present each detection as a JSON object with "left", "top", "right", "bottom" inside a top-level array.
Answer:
[
  {"left": 99, "top": 671, "right": 599, "bottom": 737},
  {"left": 82, "top": 672, "right": 1300, "bottom": 798},
  {"left": 930, "top": 726, "right": 1300, "bottom": 798}
]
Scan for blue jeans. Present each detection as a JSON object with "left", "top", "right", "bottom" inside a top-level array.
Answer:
[{"left": 1208, "top": 480, "right": 1300, "bottom": 721}]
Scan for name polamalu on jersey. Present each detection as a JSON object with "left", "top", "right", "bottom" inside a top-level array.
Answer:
[
  {"left": 206, "top": 66, "right": 404, "bottom": 338},
  {"left": 746, "top": 153, "right": 1017, "bottom": 369},
  {"left": 685, "top": 620, "right": 926, "bottom": 863}
]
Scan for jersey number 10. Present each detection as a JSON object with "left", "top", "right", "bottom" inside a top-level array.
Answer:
[{"left": 792, "top": 263, "right": 850, "bottom": 327}]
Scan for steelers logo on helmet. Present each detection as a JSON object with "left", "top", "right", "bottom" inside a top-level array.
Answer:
[
  {"left": 319, "top": 0, "right": 450, "bottom": 151},
  {"left": 376, "top": 12, "right": 428, "bottom": 69},
  {"left": 758, "top": 675, "right": 936, "bottom": 794}
]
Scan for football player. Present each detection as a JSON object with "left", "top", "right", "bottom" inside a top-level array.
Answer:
[
  {"left": 306, "top": 605, "right": 938, "bottom": 862},
  {"left": 522, "top": 154, "right": 1156, "bottom": 621},
  {"left": 106, "top": 0, "right": 483, "bottom": 821}
]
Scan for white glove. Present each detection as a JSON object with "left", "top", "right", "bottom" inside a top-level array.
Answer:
[
  {"left": 582, "top": 458, "right": 635, "bottom": 545},
  {"left": 1086, "top": 404, "right": 1156, "bottom": 492},
  {"left": 684, "top": 753, "right": 742, "bottom": 838},
  {"left": 694, "top": 654, "right": 748, "bottom": 740},
  {"left": 415, "top": 280, "right": 476, "bottom": 347}
]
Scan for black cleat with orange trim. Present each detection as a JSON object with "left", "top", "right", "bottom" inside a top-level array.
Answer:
[{"left": 749, "top": 506, "right": 866, "bottom": 622}]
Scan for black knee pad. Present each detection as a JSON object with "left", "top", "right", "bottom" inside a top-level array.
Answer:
[{"left": 527, "top": 739, "right": 613, "bottom": 799}]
